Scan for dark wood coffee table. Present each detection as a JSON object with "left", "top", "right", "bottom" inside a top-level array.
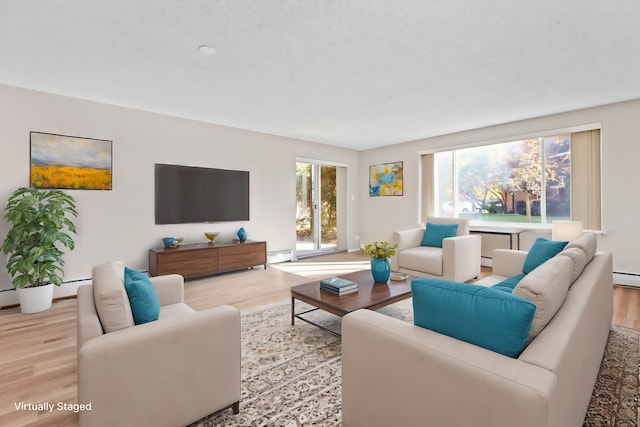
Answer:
[{"left": 291, "top": 269, "right": 414, "bottom": 336}]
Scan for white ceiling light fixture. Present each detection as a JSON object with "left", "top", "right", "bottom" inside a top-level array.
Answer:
[{"left": 198, "top": 45, "right": 216, "bottom": 55}]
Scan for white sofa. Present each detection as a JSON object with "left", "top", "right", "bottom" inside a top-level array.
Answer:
[
  {"left": 392, "top": 217, "right": 481, "bottom": 282},
  {"left": 77, "top": 262, "right": 241, "bottom": 427},
  {"left": 342, "top": 234, "right": 613, "bottom": 427}
]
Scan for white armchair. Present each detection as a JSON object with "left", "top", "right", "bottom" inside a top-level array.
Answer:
[
  {"left": 77, "top": 261, "right": 241, "bottom": 427},
  {"left": 391, "top": 217, "right": 481, "bottom": 282}
]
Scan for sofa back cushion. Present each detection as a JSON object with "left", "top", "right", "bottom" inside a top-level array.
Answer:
[
  {"left": 559, "top": 247, "right": 588, "bottom": 284},
  {"left": 92, "top": 261, "right": 135, "bottom": 333},
  {"left": 513, "top": 255, "right": 573, "bottom": 340},
  {"left": 412, "top": 278, "right": 536, "bottom": 357},
  {"left": 522, "top": 237, "right": 568, "bottom": 274},
  {"left": 565, "top": 232, "right": 597, "bottom": 263}
]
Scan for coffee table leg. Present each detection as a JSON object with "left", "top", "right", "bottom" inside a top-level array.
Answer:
[{"left": 291, "top": 296, "right": 295, "bottom": 325}]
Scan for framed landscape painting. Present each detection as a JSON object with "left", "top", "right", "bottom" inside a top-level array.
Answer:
[
  {"left": 30, "top": 132, "right": 112, "bottom": 190},
  {"left": 369, "top": 161, "right": 403, "bottom": 196}
]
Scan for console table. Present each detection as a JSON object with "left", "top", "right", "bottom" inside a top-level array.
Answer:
[
  {"left": 148, "top": 240, "right": 267, "bottom": 279},
  {"left": 469, "top": 226, "right": 526, "bottom": 250}
]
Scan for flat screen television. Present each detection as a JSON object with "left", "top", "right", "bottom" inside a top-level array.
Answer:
[{"left": 155, "top": 163, "right": 250, "bottom": 224}]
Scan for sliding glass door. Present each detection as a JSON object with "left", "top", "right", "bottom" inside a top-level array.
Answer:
[{"left": 296, "top": 162, "right": 338, "bottom": 256}]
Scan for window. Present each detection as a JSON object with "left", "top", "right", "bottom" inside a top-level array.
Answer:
[{"left": 422, "top": 129, "right": 601, "bottom": 229}]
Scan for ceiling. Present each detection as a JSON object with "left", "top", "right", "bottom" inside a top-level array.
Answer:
[{"left": 1, "top": 1, "right": 639, "bottom": 151}]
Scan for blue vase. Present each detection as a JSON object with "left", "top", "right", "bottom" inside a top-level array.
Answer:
[
  {"left": 371, "top": 257, "right": 391, "bottom": 283},
  {"left": 237, "top": 227, "right": 247, "bottom": 242}
]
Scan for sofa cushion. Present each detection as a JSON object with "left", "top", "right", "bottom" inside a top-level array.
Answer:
[
  {"left": 513, "top": 255, "right": 573, "bottom": 340},
  {"left": 421, "top": 222, "right": 458, "bottom": 248},
  {"left": 399, "top": 246, "right": 443, "bottom": 275},
  {"left": 565, "top": 232, "right": 597, "bottom": 263},
  {"left": 412, "top": 278, "right": 536, "bottom": 357},
  {"left": 522, "top": 237, "right": 568, "bottom": 274},
  {"left": 92, "top": 261, "right": 135, "bottom": 333},
  {"left": 124, "top": 267, "right": 161, "bottom": 325},
  {"left": 491, "top": 273, "right": 526, "bottom": 294},
  {"left": 559, "top": 247, "right": 587, "bottom": 284}
]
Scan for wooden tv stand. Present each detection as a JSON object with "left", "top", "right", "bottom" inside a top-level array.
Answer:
[{"left": 148, "top": 240, "right": 267, "bottom": 279}]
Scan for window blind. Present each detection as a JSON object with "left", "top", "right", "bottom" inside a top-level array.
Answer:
[
  {"left": 420, "top": 153, "right": 435, "bottom": 223},
  {"left": 570, "top": 129, "right": 601, "bottom": 230}
]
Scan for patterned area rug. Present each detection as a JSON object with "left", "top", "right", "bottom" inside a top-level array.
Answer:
[
  {"left": 584, "top": 325, "right": 640, "bottom": 426},
  {"left": 192, "top": 299, "right": 639, "bottom": 427}
]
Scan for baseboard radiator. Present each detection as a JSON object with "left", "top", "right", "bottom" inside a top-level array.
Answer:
[
  {"left": 614, "top": 272, "right": 640, "bottom": 287},
  {"left": 267, "top": 249, "right": 294, "bottom": 264}
]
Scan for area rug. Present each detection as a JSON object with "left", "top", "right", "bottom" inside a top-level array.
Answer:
[{"left": 192, "top": 300, "right": 639, "bottom": 426}]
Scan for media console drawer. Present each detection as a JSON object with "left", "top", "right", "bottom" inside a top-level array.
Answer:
[
  {"left": 149, "top": 240, "right": 266, "bottom": 279},
  {"left": 218, "top": 242, "right": 267, "bottom": 272}
]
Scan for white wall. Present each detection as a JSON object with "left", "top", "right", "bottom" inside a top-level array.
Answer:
[
  {"left": 359, "top": 98, "right": 640, "bottom": 278},
  {"left": 0, "top": 84, "right": 361, "bottom": 297},
  {"left": 2, "top": 82, "right": 638, "bottom": 301}
]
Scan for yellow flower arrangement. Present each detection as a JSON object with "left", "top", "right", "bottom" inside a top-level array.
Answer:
[{"left": 363, "top": 241, "right": 399, "bottom": 259}]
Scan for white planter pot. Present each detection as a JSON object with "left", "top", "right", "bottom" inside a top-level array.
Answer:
[{"left": 18, "top": 283, "right": 54, "bottom": 314}]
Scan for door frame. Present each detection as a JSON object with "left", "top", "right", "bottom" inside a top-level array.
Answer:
[{"left": 295, "top": 157, "right": 347, "bottom": 258}]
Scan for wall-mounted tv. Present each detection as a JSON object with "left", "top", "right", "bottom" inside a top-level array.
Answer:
[{"left": 155, "top": 163, "right": 249, "bottom": 224}]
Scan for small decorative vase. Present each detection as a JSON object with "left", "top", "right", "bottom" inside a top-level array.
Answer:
[
  {"left": 371, "top": 257, "right": 391, "bottom": 283},
  {"left": 237, "top": 227, "right": 247, "bottom": 242},
  {"left": 162, "top": 237, "right": 175, "bottom": 248}
]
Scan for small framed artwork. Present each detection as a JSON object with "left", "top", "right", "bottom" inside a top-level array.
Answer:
[
  {"left": 369, "top": 161, "right": 403, "bottom": 197},
  {"left": 30, "top": 132, "right": 113, "bottom": 190}
]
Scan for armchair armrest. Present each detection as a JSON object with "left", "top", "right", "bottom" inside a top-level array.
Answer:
[
  {"left": 342, "top": 309, "right": 557, "bottom": 427},
  {"left": 492, "top": 249, "right": 528, "bottom": 277},
  {"left": 77, "top": 285, "right": 104, "bottom": 348},
  {"left": 79, "top": 305, "right": 241, "bottom": 427},
  {"left": 150, "top": 274, "right": 184, "bottom": 305},
  {"left": 442, "top": 234, "right": 481, "bottom": 282}
]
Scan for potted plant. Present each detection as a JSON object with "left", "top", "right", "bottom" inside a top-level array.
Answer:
[
  {"left": 1, "top": 187, "right": 77, "bottom": 313},
  {"left": 363, "top": 240, "right": 399, "bottom": 283}
]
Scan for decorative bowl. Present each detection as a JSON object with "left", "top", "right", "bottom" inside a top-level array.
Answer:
[{"left": 204, "top": 232, "right": 220, "bottom": 243}]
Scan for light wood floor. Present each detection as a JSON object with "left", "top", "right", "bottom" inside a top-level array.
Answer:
[{"left": 0, "top": 250, "right": 638, "bottom": 426}]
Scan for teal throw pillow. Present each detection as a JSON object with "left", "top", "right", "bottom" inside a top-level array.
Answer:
[
  {"left": 421, "top": 222, "right": 459, "bottom": 248},
  {"left": 491, "top": 273, "right": 526, "bottom": 294},
  {"left": 412, "top": 278, "right": 536, "bottom": 358},
  {"left": 124, "top": 267, "right": 161, "bottom": 325},
  {"left": 522, "top": 237, "right": 568, "bottom": 274}
]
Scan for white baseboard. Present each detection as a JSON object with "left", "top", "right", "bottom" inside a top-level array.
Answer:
[
  {"left": 0, "top": 279, "right": 91, "bottom": 308},
  {"left": 613, "top": 272, "right": 640, "bottom": 287},
  {"left": 267, "top": 249, "right": 293, "bottom": 264},
  {"left": 0, "top": 290, "right": 19, "bottom": 307}
]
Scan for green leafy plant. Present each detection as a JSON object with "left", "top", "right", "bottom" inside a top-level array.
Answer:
[
  {"left": 1, "top": 187, "right": 78, "bottom": 288},
  {"left": 363, "top": 241, "right": 399, "bottom": 259}
]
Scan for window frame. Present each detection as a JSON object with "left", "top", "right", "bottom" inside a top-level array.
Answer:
[{"left": 419, "top": 124, "right": 602, "bottom": 230}]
